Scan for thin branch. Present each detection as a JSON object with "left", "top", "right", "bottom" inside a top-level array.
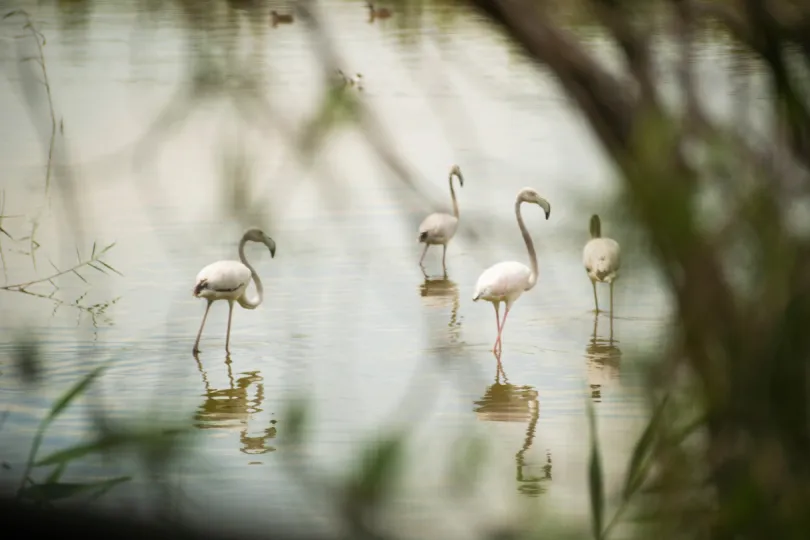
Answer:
[{"left": 0, "top": 243, "right": 119, "bottom": 292}]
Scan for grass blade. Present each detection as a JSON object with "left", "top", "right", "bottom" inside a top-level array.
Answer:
[
  {"left": 71, "top": 269, "right": 87, "bottom": 284},
  {"left": 35, "top": 434, "right": 127, "bottom": 466},
  {"left": 45, "top": 365, "right": 106, "bottom": 423},
  {"left": 87, "top": 263, "right": 107, "bottom": 275},
  {"left": 623, "top": 394, "right": 669, "bottom": 501},
  {"left": 19, "top": 476, "right": 131, "bottom": 502},
  {"left": 45, "top": 462, "right": 67, "bottom": 484},
  {"left": 97, "top": 260, "right": 123, "bottom": 276},
  {"left": 587, "top": 399, "right": 604, "bottom": 540}
]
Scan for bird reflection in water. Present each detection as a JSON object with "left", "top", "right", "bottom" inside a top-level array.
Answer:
[
  {"left": 419, "top": 277, "right": 461, "bottom": 345},
  {"left": 194, "top": 355, "right": 277, "bottom": 456},
  {"left": 586, "top": 312, "right": 622, "bottom": 403},
  {"left": 472, "top": 358, "right": 552, "bottom": 496}
]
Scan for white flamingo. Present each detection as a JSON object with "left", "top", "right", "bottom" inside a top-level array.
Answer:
[
  {"left": 582, "top": 214, "right": 620, "bottom": 313},
  {"left": 192, "top": 228, "right": 277, "bottom": 355},
  {"left": 418, "top": 164, "right": 464, "bottom": 275},
  {"left": 473, "top": 188, "right": 551, "bottom": 353}
]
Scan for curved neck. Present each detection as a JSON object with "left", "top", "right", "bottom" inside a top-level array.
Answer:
[
  {"left": 237, "top": 237, "right": 263, "bottom": 309},
  {"left": 449, "top": 173, "right": 460, "bottom": 219},
  {"left": 516, "top": 199, "right": 538, "bottom": 290}
]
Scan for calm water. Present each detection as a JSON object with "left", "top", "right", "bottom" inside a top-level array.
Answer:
[{"left": 0, "top": 0, "right": 748, "bottom": 537}]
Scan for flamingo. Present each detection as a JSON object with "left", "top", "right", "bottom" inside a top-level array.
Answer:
[
  {"left": 192, "top": 228, "right": 277, "bottom": 355},
  {"left": 473, "top": 188, "right": 551, "bottom": 353},
  {"left": 582, "top": 214, "right": 620, "bottom": 313},
  {"left": 418, "top": 164, "right": 464, "bottom": 275}
]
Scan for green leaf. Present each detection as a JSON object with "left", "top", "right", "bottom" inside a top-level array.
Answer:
[
  {"left": 449, "top": 433, "right": 487, "bottom": 495},
  {"left": 87, "top": 263, "right": 107, "bottom": 275},
  {"left": 622, "top": 394, "right": 669, "bottom": 501},
  {"left": 35, "top": 434, "right": 126, "bottom": 466},
  {"left": 282, "top": 398, "right": 308, "bottom": 443},
  {"left": 45, "top": 365, "right": 106, "bottom": 424},
  {"left": 45, "top": 462, "right": 67, "bottom": 484},
  {"left": 587, "top": 399, "right": 604, "bottom": 540},
  {"left": 19, "top": 476, "right": 130, "bottom": 502},
  {"left": 35, "top": 427, "right": 189, "bottom": 467},
  {"left": 350, "top": 434, "right": 404, "bottom": 506},
  {"left": 97, "top": 260, "right": 123, "bottom": 276}
]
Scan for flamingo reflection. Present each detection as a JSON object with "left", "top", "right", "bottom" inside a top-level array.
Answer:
[
  {"left": 194, "top": 355, "right": 277, "bottom": 455},
  {"left": 586, "top": 312, "right": 622, "bottom": 403},
  {"left": 473, "top": 359, "right": 552, "bottom": 496},
  {"left": 419, "top": 277, "right": 461, "bottom": 345}
]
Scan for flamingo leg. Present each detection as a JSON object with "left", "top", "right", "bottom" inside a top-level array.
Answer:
[
  {"left": 497, "top": 305, "right": 513, "bottom": 351},
  {"left": 193, "top": 300, "right": 213, "bottom": 355},
  {"left": 592, "top": 280, "right": 599, "bottom": 313},
  {"left": 609, "top": 281, "right": 614, "bottom": 315},
  {"left": 493, "top": 302, "right": 508, "bottom": 353},
  {"left": 441, "top": 244, "right": 448, "bottom": 276},
  {"left": 419, "top": 243, "right": 429, "bottom": 268},
  {"left": 225, "top": 300, "right": 235, "bottom": 354},
  {"left": 492, "top": 302, "right": 502, "bottom": 353}
]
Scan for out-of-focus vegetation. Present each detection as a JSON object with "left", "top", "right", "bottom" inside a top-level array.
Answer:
[
  {"left": 2, "top": 0, "right": 810, "bottom": 539},
  {"left": 469, "top": 0, "right": 810, "bottom": 538}
]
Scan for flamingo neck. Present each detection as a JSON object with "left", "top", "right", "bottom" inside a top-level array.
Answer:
[
  {"left": 516, "top": 199, "right": 538, "bottom": 291},
  {"left": 237, "top": 236, "right": 263, "bottom": 310},
  {"left": 449, "top": 173, "right": 460, "bottom": 219}
]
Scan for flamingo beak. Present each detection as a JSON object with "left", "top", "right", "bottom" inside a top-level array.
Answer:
[{"left": 264, "top": 237, "right": 277, "bottom": 258}]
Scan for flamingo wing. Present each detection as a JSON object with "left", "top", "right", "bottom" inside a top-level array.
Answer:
[
  {"left": 194, "top": 261, "right": 251, "bottom": 297},
  {"left": 473, "top": 261, "right": 531, "bottom": 301},
  {"left": 418, "top": 213, "right": 458, "bottom": 243}
]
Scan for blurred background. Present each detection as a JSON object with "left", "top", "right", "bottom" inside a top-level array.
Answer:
[{"left": 1, "top": 0, "right": 808, "bottom": 539}]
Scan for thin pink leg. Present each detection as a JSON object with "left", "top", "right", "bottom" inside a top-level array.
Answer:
[
  {"left": 419, "top": 244, "right": 429, "bottom": 267},
  {"left": 492, "top": 302, "right": 502, "bottom": 353},
  {"left": 496, "top": 306, "right": 512, "bottom": 352}
]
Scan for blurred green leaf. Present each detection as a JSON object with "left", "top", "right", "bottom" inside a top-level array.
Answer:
[
  {"left": 449, "top": 433, "right": 487, "bottom": 495},
  {"left": 45, "top": 461, "right": 67, "bottom": 484},
  {"left": 282, "top": 397, "right": 309, "bottom": 443},
  {"left": 623, "top": 394, "right": 668, "bottom": 501},
  {"left": 350, "top": 434, "right": 405, "bottom": 506},
  {"left": 587, "top": 399, "right": 604, "bottom": 540},
  {"left": 35, "top": 428, "right": 187, "bottom": 467},
  {"left": 19, "top": 476, "right": 130, "bottom": 502},
  {"left": 46, "top": 364, "right": 106, "bottom": 423}
]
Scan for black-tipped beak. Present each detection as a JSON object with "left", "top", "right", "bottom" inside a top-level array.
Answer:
[
  {"left": 265, "top": 238, "right": 277, "bottom": 258},
  {"left": 545, "top": 209, "right": 551, "bottom": 220}
]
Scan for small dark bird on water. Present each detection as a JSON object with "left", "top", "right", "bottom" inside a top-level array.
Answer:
[
  {"left": 366, "top": 1, "right": 392, "bottom": 21},
  {"left": 270, "top": 10, "right": 294, "bottom": 27}
]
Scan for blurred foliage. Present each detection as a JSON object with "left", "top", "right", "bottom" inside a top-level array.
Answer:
[{"left": 3, "top": 0, "right": 810, "bottom": 539}]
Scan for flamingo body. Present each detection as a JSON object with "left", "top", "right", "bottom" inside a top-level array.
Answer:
[
  {"left": 583, "top": 238, "right": 620, "bottom": 284},
  {"left": 193, "top": 261, "right": 252, "bottom": 303},
  {"left": 583, "top": 214, "right": 620, "bottom": 313},
  {"left": 473, "top": 261, "right": 531, "bottom": 306},
  {"left": 418, "top": 212, "right": 458, "bottom": 245}
]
